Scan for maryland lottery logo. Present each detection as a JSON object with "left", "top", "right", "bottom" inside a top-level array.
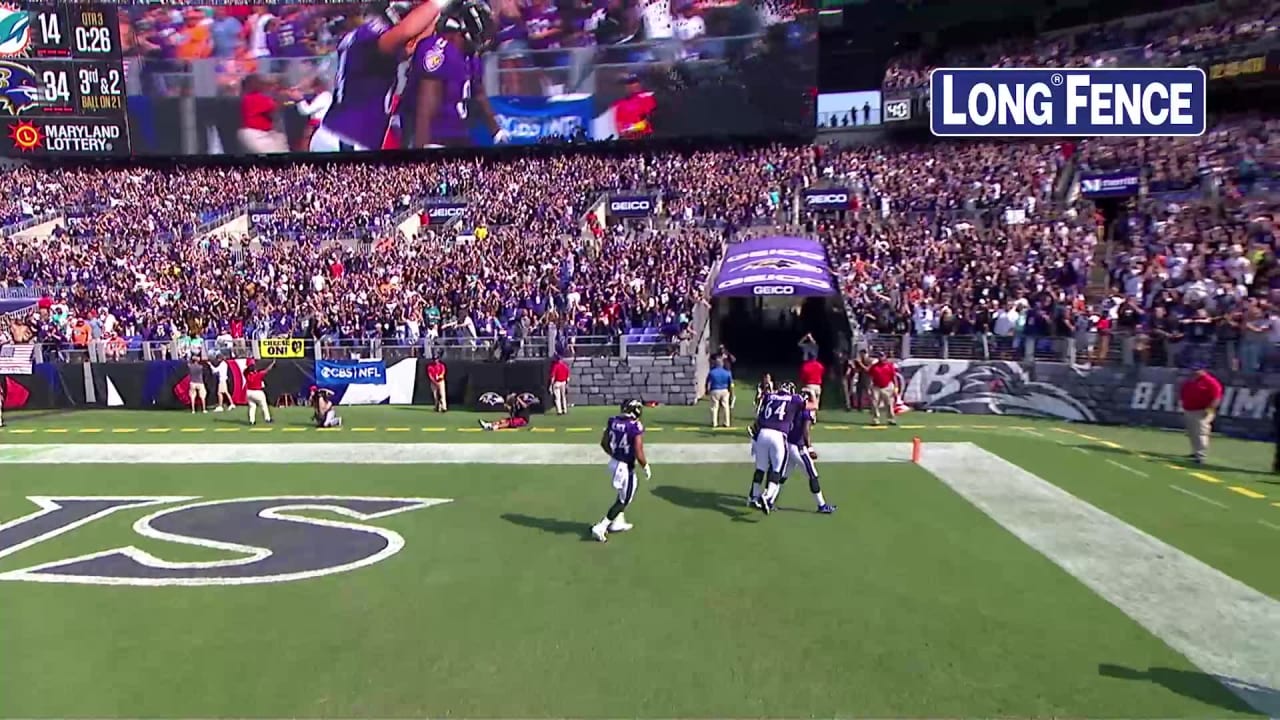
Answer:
[
  {"left": 0, "top": 4, "right": 30, "bottom": 57},
  {"left": 8, "top": 119, "right": 41, "bottom": 151}
]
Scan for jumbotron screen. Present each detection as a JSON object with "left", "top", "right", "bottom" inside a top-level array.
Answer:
[{"left": 0, "top": 1, "right": 816, "bottom": 157}]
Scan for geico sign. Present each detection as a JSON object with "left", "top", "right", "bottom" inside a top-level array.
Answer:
[
  {"left": 805, "top": 193, "right": 848, "bottom": 205},
  {"left": 753, "top": 285, "right": 795, "bottom": 295},
  {"left": 716, "top": 273, "right": 832, "bottom": 292},
  {"left": 610, "top": 201, "right": 651, "bottom": 212},
  {"left": 427, "top": 206, "right": 466, "bottom": 218}
]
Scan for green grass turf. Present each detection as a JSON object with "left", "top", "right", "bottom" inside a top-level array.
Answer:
[{"left": 0, "top": 461, "right": 1260, "bottom": 718}]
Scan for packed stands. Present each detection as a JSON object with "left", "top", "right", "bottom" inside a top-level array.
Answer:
[{"left": 882, "top": 2, "right": 1280, "bottom": 90}]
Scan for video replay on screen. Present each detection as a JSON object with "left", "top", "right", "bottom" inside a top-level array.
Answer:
[{"left": 119, "top": 0, "right": 817, "bottom": 155}]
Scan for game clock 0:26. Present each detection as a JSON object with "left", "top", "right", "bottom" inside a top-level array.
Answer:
[{"left": 0, "top": 2, "right": 131, "bottom": 157}]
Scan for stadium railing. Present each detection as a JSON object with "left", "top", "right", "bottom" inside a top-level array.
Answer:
[
  {"left": 16, "top": 333, "right": 1276, "bottom": 374},
  {"left": 856, "top": 332, "right": 1280, "bottom": 372},
  {"left": 0, "top": 211, "right": 61, "bottom": 238},
  {"left": 131, "top": 33, "right": 773, "bottom": 101}
]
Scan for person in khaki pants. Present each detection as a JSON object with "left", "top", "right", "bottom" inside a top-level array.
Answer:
[
  {"left": 1179, "top": 369, "right": 1223, "bottom": 464},
  {"left": 706, "top": 359, "right": 734, "bottom": 428},
  {"left": 866, "top": 352, "right": 899, "bottom": 426}
]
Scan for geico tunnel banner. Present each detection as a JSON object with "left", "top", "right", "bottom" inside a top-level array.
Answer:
[
  {"left": 608, "top": 195, "right": 656, "bottom": 217},
  {"left": 316, "top": 360, "right": 388, "bottom": 387},
  {"left": 1079, "top": 170, "right": 1140, "bottom": 199},
  {"left": 423, "top": 203, "right": 468, "bottom": 224},
  {"left": 712, "top": 236, "right": 836, "bottom": 298},
  {"left": 896, "top": 360, "right": 1276, "bottom": 439},
  {"left": 802, "top": 189, "right": 852, "bottom": 211},
  {"left": 480, "top": 96, "right": 594, "bottom": 146}
]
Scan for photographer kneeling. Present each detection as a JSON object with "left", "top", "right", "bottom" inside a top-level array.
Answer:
[{"left": 310, "top": 385, "right": 342, "bottom": 428}]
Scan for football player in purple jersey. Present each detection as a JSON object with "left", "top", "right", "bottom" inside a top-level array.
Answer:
[
  {"left": 310, "top": 0, "right": 480, "bottom": 153},
  {"left": 592, "top": 399, "right": 650, "bottom": 543},
  {"left": 403, "top": 2, "right": 508, "bottom": 149},
  {"left": 776, "top": 388, "right": 835, "bottom": 513},
  {"left": 747, "top": 381, "right": 816, "bottom": 514}
]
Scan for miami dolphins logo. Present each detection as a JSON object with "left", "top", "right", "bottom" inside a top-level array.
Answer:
[{"left": 0, "top": 5, "right": 30, "bottom": 57}]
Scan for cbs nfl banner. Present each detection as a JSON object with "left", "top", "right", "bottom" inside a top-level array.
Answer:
[
  {"left": 930, "top": 68, "right": 1206, "bottom": 137},
  {"left": 315, "top": 360, "right": 388, "bottom": 387},
  {"left": 608, "top": 196, "right": 655, "bottom": 217},
  {"left": 477, "top": 96, "right": 594, "bottom": 146},
  {"left": 802, "top": 189, "right": 852, "bottom": 212},
  {"left": 1079, "top": 170, "right": 1141, "bottom": 199}
]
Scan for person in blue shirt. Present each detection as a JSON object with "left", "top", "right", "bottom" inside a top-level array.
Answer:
[{"left": 706, "top": 358, "right": 734, "bottom": 428}]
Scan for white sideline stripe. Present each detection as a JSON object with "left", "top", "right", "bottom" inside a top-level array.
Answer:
[
  {"left": 0, "top": 443, "right": 912, "bottom": 465},
  {"left": 1168, "top": 484, "right": 1228, "bottom": 509},
  {"left": 920, "top": 443, "right": 1280, "bottom": 717}
]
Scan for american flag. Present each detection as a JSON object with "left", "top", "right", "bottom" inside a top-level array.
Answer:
[{"left": 0, "top": 344, "right": 34, "bottom": 375}]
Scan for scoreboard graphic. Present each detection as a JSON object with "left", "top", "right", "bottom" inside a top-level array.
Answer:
[{"left": 0, "top": 2, "right": 130, "bottom": 157}]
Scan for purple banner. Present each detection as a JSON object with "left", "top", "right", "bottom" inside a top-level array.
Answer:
[{"left": 712, "top": 237, "right": 836, "bottom": 298}]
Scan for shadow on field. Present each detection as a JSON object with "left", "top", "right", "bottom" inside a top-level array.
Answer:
[
  {"left": 1085, "top": 445, "right": 1276, "bottom": 477},
  {"left": 651, "top": 485, "right": 757, "bottom": 522},
  {"left": 500, "top": 513, "right": 595, "bottom": 541},
  {"left": 1098, "top": 664, "right": 1270, "bottom": 715}
]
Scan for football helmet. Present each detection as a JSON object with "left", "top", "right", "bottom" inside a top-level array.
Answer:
[
  {"left": 779, "top": 381, "right": 797, "bottom": 395},
  {"left": 441, "top": 0, "right": 497, "bottom": 53},
  {"left": 621, "top": 399, "right": 643, "bottom": 419}
]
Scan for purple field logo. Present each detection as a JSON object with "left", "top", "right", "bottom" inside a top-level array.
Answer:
[{"left": 0, "top": 496, "right": 451, "bottom": 586}]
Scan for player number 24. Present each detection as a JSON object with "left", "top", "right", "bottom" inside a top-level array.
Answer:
[{"left": 609, "top": 430, "right": 630, "bottom": 455}]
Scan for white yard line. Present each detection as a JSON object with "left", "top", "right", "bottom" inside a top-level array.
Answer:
[
  {"left": 1168, "top": 484, "right": 1229, "bottom": 509},
  {"left": 1104, "top": 458, "right": 1149, "bottom": 478},
  {"left": 0, "top": 443, "right": 912, "bottom": 465},
  {"left": 920, "top": 443, "right": 1280, "bottom": 717}
]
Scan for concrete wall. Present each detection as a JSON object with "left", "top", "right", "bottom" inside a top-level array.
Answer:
[
  {"left": 10, "top": 217, "right": 65, "bottom": 240},
  {"left": 206, "top": 214, "right": 249, "bottom": 238},
  {"left": 567, "top": 355, "right": 698, "bottom": 407}
]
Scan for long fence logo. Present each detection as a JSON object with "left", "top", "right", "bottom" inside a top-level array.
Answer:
[{"left": 930, "top": 68, "right": 1206, "bottom": 137}]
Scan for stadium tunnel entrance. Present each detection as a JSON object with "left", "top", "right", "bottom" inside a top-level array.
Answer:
[{"left": 711, "top": 295, "right": 850, "bottom": 369}]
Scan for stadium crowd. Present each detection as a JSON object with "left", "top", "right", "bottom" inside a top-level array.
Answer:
[
  {"left": 2, "top": 119, "right": 1278, "bottom": 370},
  {"left": 882, "top": 2, "right": 1279, "bottom": 90}
]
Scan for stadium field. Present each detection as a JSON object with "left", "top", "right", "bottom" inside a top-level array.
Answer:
[{"left": 0, "top": 402, "right": 1277, "bottom": 718}]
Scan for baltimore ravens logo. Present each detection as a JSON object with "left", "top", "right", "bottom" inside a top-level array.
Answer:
[
  {"left": 736, "top": 259, "right": 799, "bottom": 271},
  {"left": 477, "top": 392, "right": 504, "bottom": 406},
  {"left": 517, "top": 392, "right": 540, "bottom": 406},
  {"left": 0, "top": 60, "right": 40, "bottom": 115}
]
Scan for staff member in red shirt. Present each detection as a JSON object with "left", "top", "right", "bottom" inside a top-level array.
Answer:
[
  {"left": 244, "top": 359, "right": 275, "bottom": 426},
  {"left": 798, "top": 355, "right": 825, "bottom": 411},
  {"left": 867, "top": 352, "right": 898, "bottom": 426},
  {"left": 426, "top": 356, "right": 447, "bottom": 412},
  {"left": 549, "top": 354, "right": 571, "bottom": 415},
  {"left": 238, "top": 74, "right": 288, "bottom": 154},
  {"left": 1180, "top": 369, "right": 1223, "bottom": 464},
  {"left": 613, "top": 74, "right": 657, "bottom": 140}
]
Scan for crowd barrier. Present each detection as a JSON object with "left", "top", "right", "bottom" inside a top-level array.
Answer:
[
  {"left": 0, "top": 358, "right": 553, "bottom": 415},
  {"left": 2, "top": 358, "right": 1273, "bottom": 439},
  {"left": 894, "top": 359, "right": 1276, "bottom": 440}
]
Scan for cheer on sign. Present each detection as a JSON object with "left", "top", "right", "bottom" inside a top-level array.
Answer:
[{"left": 929, "top": 68, "right": 1206, "bottom": 137}]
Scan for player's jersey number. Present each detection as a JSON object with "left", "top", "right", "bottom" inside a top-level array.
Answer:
[{"left": 609, "top": 428, "right": 630, "bottom": 457}]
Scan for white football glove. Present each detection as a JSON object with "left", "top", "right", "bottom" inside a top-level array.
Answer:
[
  {"left": 643, "top": 464, "right": 652, "bottom": 481},
  {"left": 493, "top": 129, "right": 512, "bottom": 144}
]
